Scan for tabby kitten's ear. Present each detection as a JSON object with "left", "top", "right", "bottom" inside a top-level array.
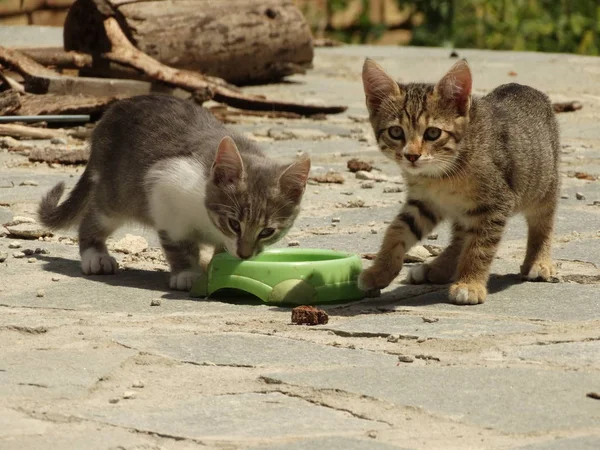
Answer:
[
  {"left": 279, "top": 155, "right": 311, "bottom": 202},
  {"left": 435, "top": 59, "right": 472, "bottom": 116},
  {"left": 211, "top": 136, "right": 245, "bottom": 186},
  {"left": 362, "top": 58, "right": 400, "bottom": 115}
]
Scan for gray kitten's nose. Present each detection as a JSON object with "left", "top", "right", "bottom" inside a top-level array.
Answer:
[
  {"left": 237, "top": 250, "right": 253, "bottom": 260},
  {"left": 404, "top": 153, "right": 421, "bottom": 163}
]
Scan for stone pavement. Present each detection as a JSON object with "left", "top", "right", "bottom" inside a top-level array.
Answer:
[{"left": 1, "top": 30, "right": 600, "bottom": 449}]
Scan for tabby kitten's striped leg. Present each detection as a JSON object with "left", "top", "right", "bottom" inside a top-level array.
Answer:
[
  {"left": 520, "top": 202, "right": 556, "bottom": 281},
  {"left": 359, "top": 199, "right": 439, "bottom": 292},
  {"left": 449, "top": 216, "right": 507, "bottom": 305},
  {"left": 408, "top": 222, "right": 465, "bottom": 285}
]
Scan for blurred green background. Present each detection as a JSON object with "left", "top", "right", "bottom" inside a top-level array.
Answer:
[{"left": 298, "top": 0, "right": 600, "bottom": 56}]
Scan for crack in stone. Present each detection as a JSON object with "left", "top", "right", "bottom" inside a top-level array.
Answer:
[
  {"left": 17, "top": 382, "right": 49, "bottom": 388},
  {"left": 113, "top": 341, "right": 256, "bottom": 368},
  {"left": 16, "top": 407, "right": 212, "bottom": 446},
  {"left": 323, "top": 329, "right": 419, "bottom": 340},
  {"left": 535, "top": 336, "right": 600, "bottom": 346},
  {"left": 2, "top": 325, "right": 48, "bottom": 334},
  {"left": 0, "top": 303, "right": 77, "bottom": 312},
  {"left": 256, "top": 381, "right": 393, "bottom": 426}
]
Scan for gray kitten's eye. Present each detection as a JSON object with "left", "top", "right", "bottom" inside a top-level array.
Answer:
[
  {"left": 387, "top": 126, "right": 405, "bottom": 140},
  {"left": 228, "top": 218, "right": 241, "bottom": 234},
  {"left": 258, "top": 228, "right": 275, "bottom": 239},
  {"left": 424, "top": 127, "right": 442, "bottom": 141}
]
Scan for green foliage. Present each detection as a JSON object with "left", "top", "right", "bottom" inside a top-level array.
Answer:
[{"left": 328, "top": 0, "right": 600, "bottom": 56}]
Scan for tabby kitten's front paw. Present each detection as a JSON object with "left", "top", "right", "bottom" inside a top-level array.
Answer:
[
  {"left": 358, "top": 265, "right": 399, "bottom": 292},
  {"left": 407, "top": 264, "right": 454, "bottom": 285},
  {"left": 521, "top": 261, "right": 556, "bottom": 281},
  {"left": 81, "top": 249, "right": 118, "bottom": 275},
  {"left": 449, "top": 282, "right": 487, "bottom": 305},
  {"left": 170, "top": 270, "right": 203, "bottom": 291}
]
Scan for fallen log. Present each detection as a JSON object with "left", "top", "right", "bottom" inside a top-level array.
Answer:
[
  {"left": 0, "top": 123, "right": 68, "bottom": 140},
  {"left": 1, "top": 42, "right": 347, "bottom": 116},
  {"left": 100, "top": 17, "right": 347, "bottom": 115},
  {"left": 64, "top": 0, "right": 314, "bottom": 85},
  {"left": 24, "top": 74, "right": 187, "bottom": 98},
  {"left": 0, "top": 89, "right": 20, "bottom": 115},
  {"left": 18, "top": 93, "right": 121, "bottom": 116},
  {"left": 29, "top": 146, "right": 90, "bottom": 164}
]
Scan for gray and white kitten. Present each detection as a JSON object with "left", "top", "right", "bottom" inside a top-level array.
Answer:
[{"left": 39, "top": 95, "right": 311, "bottom": 290}]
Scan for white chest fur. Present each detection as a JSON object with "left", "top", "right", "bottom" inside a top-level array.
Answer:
[{"left": 145, "top": 158, "right": 223, "bottom": 243}]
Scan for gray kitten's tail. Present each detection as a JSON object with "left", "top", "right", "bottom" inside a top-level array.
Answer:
[{"left": 38, "top": 171, "right": 92, "bottom": 229}]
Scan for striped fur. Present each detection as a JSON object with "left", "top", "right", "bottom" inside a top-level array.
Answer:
[{"left": 359, "top": 59, "right": 560, "bottom": 305}]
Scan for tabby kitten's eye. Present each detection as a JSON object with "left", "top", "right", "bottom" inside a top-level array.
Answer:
[
  {"left": 387, "top": 126, "right": 405, "bottom": 140},
  {"left": 424, "top": 127, "right": 442, "bottom": 141},
  {"left": 258, "top": 228, "right": 276, "bottom": 239},
  {"left": 228, "top": 218, "right": 241, "bottom": 234}
]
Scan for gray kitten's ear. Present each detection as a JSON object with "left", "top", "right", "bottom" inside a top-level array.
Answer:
[
  {"left": 211, "top": 136, "right": 245, "bottom": 186},
  {"left": 362, "top": 58, "right": 400, "bottom": 115},
  {"left": 279, "top": 154, "right": 311, "bottom": 202},
  {"left": 435, "top": 59, "right": 472, "bottom": 116}
]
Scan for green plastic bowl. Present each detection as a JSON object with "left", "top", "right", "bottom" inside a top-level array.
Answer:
[{"left": 189, "top": 248, "right": 365, "bottom": 305}]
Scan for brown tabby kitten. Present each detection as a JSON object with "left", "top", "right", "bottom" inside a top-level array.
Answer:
[
  {"left": 39, "top": 95, "right": 311, "bottom": 291},
  {"left": 359, "top": 59, "right": 560, "bottom": 304}
]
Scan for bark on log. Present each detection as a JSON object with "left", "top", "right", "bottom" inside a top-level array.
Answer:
[
  {"left": 18, "top": 93, "right": 121, "bottom": 116},
  {"left": 100, "top": 17, "right": 347, "bottom": 115},
  {"left": 29, "top": 146, "right": 90, "bottom": 164},
  {"left": 64, "top": 0, "right": 314, "bottom": 85},
  {"left": 0, "top": 123, "right": 67, "bottom": 139},
  {"left": 0, "top": 89, "right": 20, "bottom": 115}
]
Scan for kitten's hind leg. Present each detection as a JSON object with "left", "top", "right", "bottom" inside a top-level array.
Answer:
[
  {"left": 158, "top": 230, "right": 202, "bottom": 291},
  {"left": 79, "top": 211, "right": 119, "bottom": 275},
  {"left": 521, "top": 201, "right": 557, "bottom": 281},
  {"left": 449, "top": 215, "right": 507, "bottom": 305}
]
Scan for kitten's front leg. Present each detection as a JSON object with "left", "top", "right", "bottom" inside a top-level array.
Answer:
[
  {"left": 359, "top": 199, "right": 439, "bottom": 292},
  {"left": 158, "top": 230, "right": 202, "bottom": 291},
  {"left": 449, "top": 216, "right": 507, "bottom": 305}
]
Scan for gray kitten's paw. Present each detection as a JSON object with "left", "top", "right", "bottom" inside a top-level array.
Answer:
[
  {"left": 81, "top": 249, "right": 118, "bottom": 275},
  {"left": 170, "top": 270, "right": 202, "bottom": 291}
]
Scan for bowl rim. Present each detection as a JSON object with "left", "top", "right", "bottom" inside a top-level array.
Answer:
[{"left": 211, "top": 247, "right": 358, "bottom": 267}]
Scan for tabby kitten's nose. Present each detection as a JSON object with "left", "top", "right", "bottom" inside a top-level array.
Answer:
[{"left": 404, "top": 153, "right": 421, "bottom": 163}]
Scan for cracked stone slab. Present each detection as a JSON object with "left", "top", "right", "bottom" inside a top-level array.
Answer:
[
  {"left": 509, "top": 341, "right": 600, "bottom": 369},
  {"left": 319, "top": 314, "right": 540, "bottom": 340},
  {"left": 0, "top": 348, "right": 136, "bottom": 400},
  {"left": 394, "top": 282, "right": 600, "bottom": 321},
  {"left": 0, "top": 407, "right": 49, "bottom": 439},
  {"left": 75, "top": 392, "right": 387, "bottom": 442},
  {"left": 0, "top": 421, "right": 188, "bottom": 450},
  {"left": 252, "top": 436, "right": 410, "bottom": 450},
  {"left": 114, "top": 332, "right": 397, "bottom": 368},
  {"left": 262, "top": 366, "right": 600, "bottom": 434},
  {"left": 555, "top": 238, "right": 600, "bottom": 266},
  {"left": 515, "top": 436, "right": 600, "bottom": 450}
]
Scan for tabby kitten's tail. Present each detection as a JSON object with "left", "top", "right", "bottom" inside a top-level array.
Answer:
[{"left": 38, "top": 170, "right": 92, "bottom": 229}]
